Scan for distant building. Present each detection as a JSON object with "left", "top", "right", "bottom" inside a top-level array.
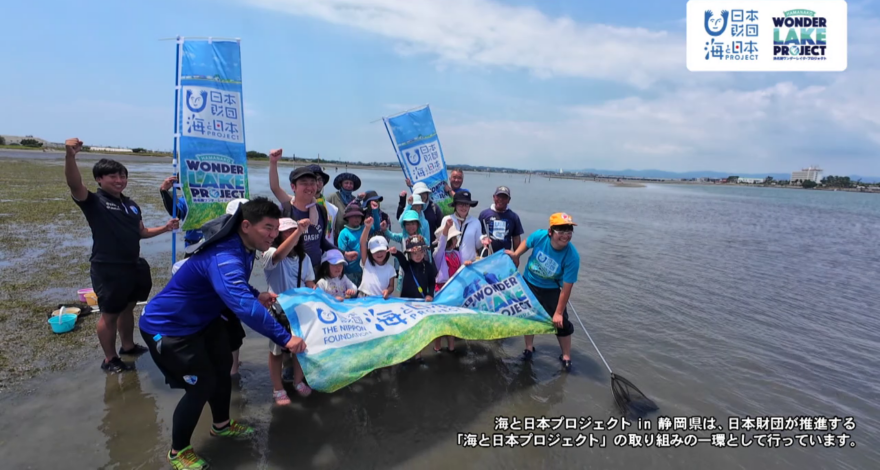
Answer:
[
  {"left": 791, "top": 166, "right": 823, "bottom": 182},
  {"left": 738, "top": 177, "right": 763, "bottom": 184}
]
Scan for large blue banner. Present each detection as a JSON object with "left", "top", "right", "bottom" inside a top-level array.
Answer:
[
  {"left": 382, "top": 105, "right": 454, "bottom": 216},
  {"left": 177, "top": 38, "right": 249, "bottom": 230},
  {"left": 274, "top": 252, "right": 556, "bottom": 393}
]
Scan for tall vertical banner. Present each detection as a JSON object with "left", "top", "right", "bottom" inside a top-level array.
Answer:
[
  {"left": 382, "top": 105, "right": 455, "bottom": 216},
  {"left": 175, "top": 37, "right": 249, "bottom": 231}
]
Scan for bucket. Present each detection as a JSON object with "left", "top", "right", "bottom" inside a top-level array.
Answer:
[
  {"left": 52, "top": 307, "right": 81, "bottom": 317},
  {"left": 84, "top": 292, "right": 98, "bottom": 307},
  {"left": 48, "top": 314, "right": 78, "bottom": 334},
  {"left": 77, "top": 288, "right": 94, "bottom": 302}
]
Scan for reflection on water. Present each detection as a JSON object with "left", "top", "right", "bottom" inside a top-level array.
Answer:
[{"left": 1, "top": 164, "right": 879, "bottom": 469}]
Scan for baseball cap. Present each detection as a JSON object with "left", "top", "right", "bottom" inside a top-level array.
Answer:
[
  {"left": 278, "top": 218, "right": 297, "bottom": 232},
  {"left": 549, "top": 212, "right": 577, "bottom": 227},
  {"left": 368, "top": 235, "right": 389, "bottom": 253},
  {"left": 405, "top": 235, "right": 427, "bottom": 251},
  {"left": 494, "top": 186, "right": 511, "bottom": 197},
  {"left": 412, "top": 182, "right": 431, "bottom": 195},
  {"left": 226, "top": 198, "right": 248, "bottom": 215},
  {"left": 321, "top": 249, "right": 347, "bottom": 265}
]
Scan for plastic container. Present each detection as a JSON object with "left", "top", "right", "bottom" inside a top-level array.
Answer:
[
  {"left": 84, "top": 292, "right": 98, "bottom": 307},
  {"left": 77, "top": 288, "right": 94, "bottom": 302},
  {"left": 49, "top": 314, "right": 78, "bottom": 334},
  {"left": 52, "top": 307, "right": 81, "bottom": 317}
]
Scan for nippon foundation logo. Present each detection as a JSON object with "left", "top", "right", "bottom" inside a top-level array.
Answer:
[{"left": 686, "top": 0, "right": 847, "bottom": 72}]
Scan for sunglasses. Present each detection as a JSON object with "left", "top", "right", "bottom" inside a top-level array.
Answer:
[{"left": 552, "top": 226, "right": 574, "bottom": 235}]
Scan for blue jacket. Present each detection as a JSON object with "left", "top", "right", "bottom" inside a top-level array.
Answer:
[
  {"left": 139, "top": 234, "right": 292, "bottom": 346},
  {"left": 160, "top": 189, "right": 203, "bottom": 245}
]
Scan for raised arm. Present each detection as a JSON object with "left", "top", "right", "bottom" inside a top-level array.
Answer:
[
  {"left": 272, "top": 218, "right": 310, "bottom": 264},
  {"left": 268, "top": 149, "right": 292, "bottom": 205},
  {"left": 64, "top": 138, "right": 88, "bottom": 201},
  {"left": 360, "top": 216, "right": 374, "bottom": 264}
]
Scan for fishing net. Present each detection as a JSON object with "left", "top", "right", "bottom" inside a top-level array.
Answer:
[{"left": 611, "top": 372, "right": 659, "bottom": 418}]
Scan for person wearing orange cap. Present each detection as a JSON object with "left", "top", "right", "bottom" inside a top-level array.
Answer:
[{"left": 505, "top": 212, "right": 580, "bottom": 371}]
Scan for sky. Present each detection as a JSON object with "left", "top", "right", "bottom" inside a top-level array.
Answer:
[{"left": 1, "top": 0, "right": 878, "bottom": 176}]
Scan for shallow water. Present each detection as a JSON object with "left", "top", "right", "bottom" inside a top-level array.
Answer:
[{"left": 1, "top": 162, "right": 879, "bottom": 469}]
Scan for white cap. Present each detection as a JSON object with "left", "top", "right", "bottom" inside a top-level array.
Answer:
[
  {"left": 278, "top": 218, "right": 297, "bottom": 231},
  {"left": 226, "top": 198, "right": 249, "bottom": 215},
  {"left": 412, "top": 182, "right": 431, "bottom": 195},
  {"left": 368, "top": 236, "right": 389, "bottom": 253},
  {"left": 321, "top": 249, "right": 347, "bottom": 265}
]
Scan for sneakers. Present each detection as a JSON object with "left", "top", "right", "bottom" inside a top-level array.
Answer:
[
  {"left": 210, "top": 419, "right": 255, "bottom": 439},
  {"left": 168, "top": 445, "right": 209, "bottom": 470},
  {"left": 559, "top": 355, "right": 572, "bottom": 372},
  {"left": 101, "top": 357, "right": 133, "bottom": 373},
  {"left": 521, "top": 347, "right": 536, "bottom": 361},
  {"left": 118, "top": 343, "right": 149, "bottom": 356}
]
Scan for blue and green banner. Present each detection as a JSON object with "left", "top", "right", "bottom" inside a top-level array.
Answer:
[
  {"left": 275, "top": 252, "right": 555, "bottom": 393},
  {"left": 382, "top": 105, "right": 455, "bottom": 216},
  {"left": 175, "top": 38, "right": 249, "bottom": 231}
]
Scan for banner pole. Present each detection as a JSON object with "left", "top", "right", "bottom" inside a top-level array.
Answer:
[
  {"left": 382, "top": 117, "right": 412, "bottom": 184},
  {"left": 170, "top": 36, "right": 183, "bottom": 267}
]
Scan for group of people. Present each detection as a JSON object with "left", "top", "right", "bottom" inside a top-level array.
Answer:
[{"left": 65, "top": 138, "right": 580, "bottom": 470}]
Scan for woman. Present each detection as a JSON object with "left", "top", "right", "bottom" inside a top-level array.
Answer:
[{"left": 438, "top": 190, "right": 489, "bottom": 263}]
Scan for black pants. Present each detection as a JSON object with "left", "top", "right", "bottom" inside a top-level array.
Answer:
[
  {"left": 526, "top": 281, "right": 575, "bottom": 337},
  {"left": 142, "top": 317, "right": 232, "bottom": 451}
]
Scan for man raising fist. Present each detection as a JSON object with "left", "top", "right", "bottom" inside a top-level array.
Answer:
[{"left": 65, "top": 138, "right": 179, "bottom": 374}]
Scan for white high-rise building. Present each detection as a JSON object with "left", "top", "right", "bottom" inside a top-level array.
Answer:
[{"left": 791, "top": 166, "right": 823, "bottom": 182}]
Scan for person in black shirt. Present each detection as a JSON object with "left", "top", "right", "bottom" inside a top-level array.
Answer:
[
  {"left": 64, "top": 138, "right": 178, "bottom": 374},
  {"left": 392, "top": 235, "right": 436, "bottom": 301}
]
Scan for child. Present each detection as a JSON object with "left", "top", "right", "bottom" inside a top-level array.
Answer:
[
  {"left": 359, "top": 216, "right": 397, "bottom": 299},
  {"left": 392, "top": 234, "right": 436, "bottom": 363},
  {"left": 362, "top": 190, "right": 391, "bottom": 238},
  {"left": 317, "top": 249, "right": 358, "bottom": 301},
  {"left": 259, "top": 217, "right": 315, "bottom": 405},
  {"left": 432, "top": 218, "right": 474, "bottom": 353},
  {"left": 337, "top": 202, "right": 366, "bottom": 286}
]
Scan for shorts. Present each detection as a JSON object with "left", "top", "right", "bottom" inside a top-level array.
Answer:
[
  {"left": 526, "top": 281, "right": 574, "bottom": 337},
  {"left": 90, "top": 258, "right": 153, "bottom": 314},
  {"left": 269, "top": 340, "right": 289, "bottom": 357},
  {"left": 141, "top": 316, "right": 232, "bottom": 389},
  {"left": 221, "top": 309, "right": 246, "bottom": 352}
]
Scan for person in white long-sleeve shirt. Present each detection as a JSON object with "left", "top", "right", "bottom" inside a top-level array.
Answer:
[{"left": 439, "top": 190, "right": 489, "bottom": 263}]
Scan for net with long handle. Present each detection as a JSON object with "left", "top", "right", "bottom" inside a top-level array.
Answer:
[{"left": 568, "top": 301, "right": 659, "bottom": 418}]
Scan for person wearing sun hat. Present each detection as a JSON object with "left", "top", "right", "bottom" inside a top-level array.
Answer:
[
  {"left": 328, "top": 172, "right": 361, "bottom": 244},
  {"left": 505, "top": 212, "right": 580, "bottom": 372},
  {"left": 438, "top": 190, "right": 489, "bottom": 263},
  {"left": 336, "top": 201, "right": 367, "bottom": 286},
  {"left": 397, "top": 181, "right": 443, "bottom": 246},
  {"left": 361, "top": 190, "right": 391, "bottom": 238}
]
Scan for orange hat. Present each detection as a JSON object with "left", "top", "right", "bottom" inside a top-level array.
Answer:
[{"left": 549, "top": 212, "right": 577, "bottom": 227}]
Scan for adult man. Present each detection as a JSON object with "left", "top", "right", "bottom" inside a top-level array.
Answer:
[
  {"left": 396, "top": 181, "right": 443, "bottom": 246},
  {"left": 159, "top": 176, "right": 202, "bottom": 247},
  {"left": 505, "top": 213, "right": 580, "bottom": 372},
  {"left": 139, "top": 197, "right": 306, "bottom": 469},
  {"left": 64, "top": 138, "right": 178, "bottom": 374},
  {"left": 478, "top": 186, "right": 524, "bottom": 255},
  {"left": 267, "top": 152, "right": 337, "bottom": 271},
  {"left": 327, "top": 171, "right": 361, "bottom": 245},
  {"left": 406, "top": 168, "right": 467, "bottom": 217}
]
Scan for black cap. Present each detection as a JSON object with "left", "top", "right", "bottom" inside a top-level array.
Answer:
[
  {"left": 289, "top": 166, "right": 318, "bottom": 184},
  {"left": 363, "top": 190, "right": 383, "bottom": 203},
  {"left": 307, "top": 164, "right": 330, "bottom": 185},
  {"left": 494, "top": 186, "right": 511, "bottom": 197}
]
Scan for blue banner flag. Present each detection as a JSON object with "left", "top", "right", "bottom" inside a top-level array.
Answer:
[
  {"left": 382, "top": 105, "right": 455, "bottom": 216},
  {"left": 273, "top": 252, "right": 556, "bottom": 393},
  {"left": 175, "top": 38, "right": 249, "bottom": 231}
]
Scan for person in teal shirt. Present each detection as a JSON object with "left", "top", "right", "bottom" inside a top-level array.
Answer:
[
  {"left": 506, "top": 212, "right": 580, "bottom": 372},
  {"left": 337, "top": 202, "right": 366, "bottom": 286}
]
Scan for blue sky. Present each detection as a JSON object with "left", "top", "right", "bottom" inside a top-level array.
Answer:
[{"left": 1, "top": 0, "right": 878, "bottom": 176}]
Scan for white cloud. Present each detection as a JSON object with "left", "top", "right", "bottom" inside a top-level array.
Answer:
[
  {"left": 243, "top": 0, "right": 686, "bottom": 89},
  {"left": 238, "top": 0, "right": 880, "bottom": 175}
]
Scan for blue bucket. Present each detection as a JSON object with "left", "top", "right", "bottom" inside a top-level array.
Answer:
[{"left": 48, "top": 313, "right": 77, "bottom": 334}]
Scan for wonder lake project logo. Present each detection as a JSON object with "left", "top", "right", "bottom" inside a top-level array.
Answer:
[
  {"left": 773, "top": 9, "right": 828, "bottom": 61},
  {"left": 686, "top": 0, "right": 847, "bottom": 72}
]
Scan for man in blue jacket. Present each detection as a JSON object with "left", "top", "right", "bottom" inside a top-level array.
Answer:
[{"left": 139, "top": 197, "right": 306, "bottom": 469}]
